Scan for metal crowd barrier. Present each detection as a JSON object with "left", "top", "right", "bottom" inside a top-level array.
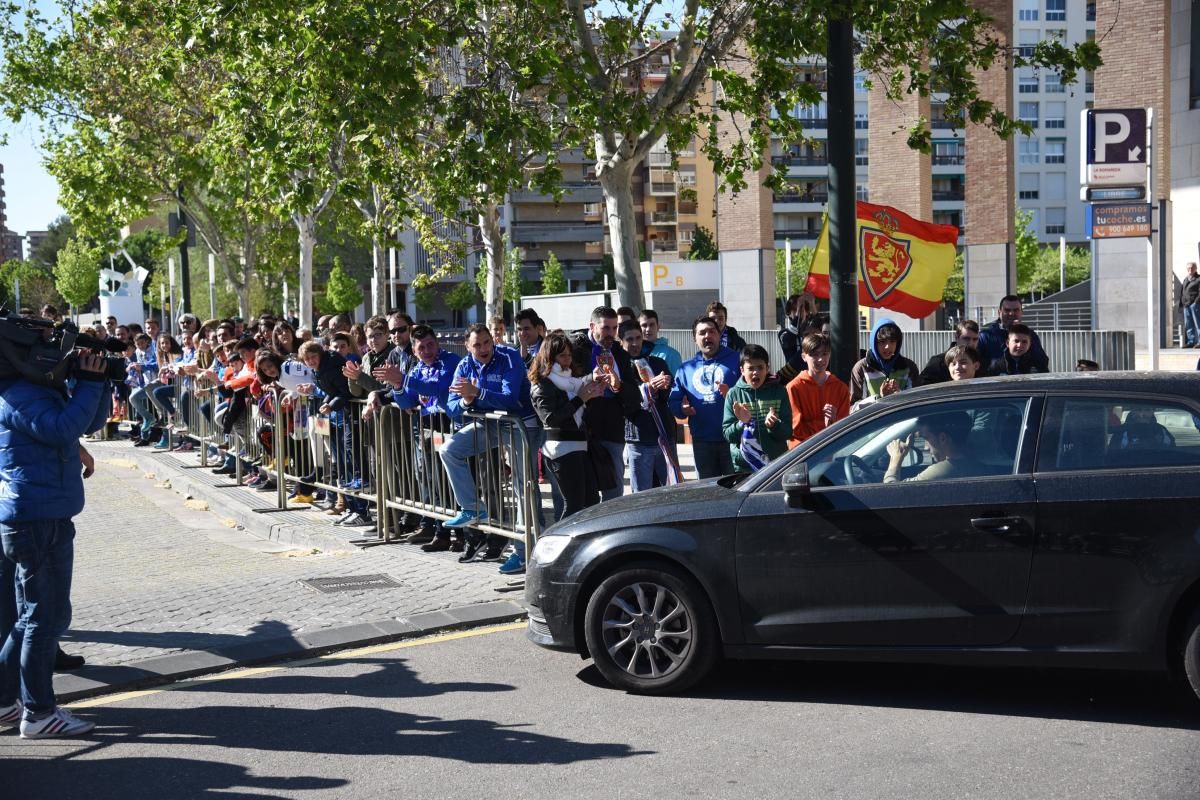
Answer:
[{"left": 159, "top": 375, "right": 543, "bottom": 556}]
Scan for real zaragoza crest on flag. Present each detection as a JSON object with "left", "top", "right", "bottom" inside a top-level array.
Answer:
[{"left": 805, "top": 201, "right": 959, "bottom": 319}]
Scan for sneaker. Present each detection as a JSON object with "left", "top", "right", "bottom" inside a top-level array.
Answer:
[
  {"left": 0, "top": 702, "right": 21, "bottom": 731},
  {"left": 443, "top": 509, "right": 488, "bottom": 529},
  {"left": 255, "top": 480, "right": 277, "bottom": 493},
  {"left": 152, "top": 439, "right": 170, "bottom": 450},
  {"left": 498, "top": 552, "right": 525, "bottom": 576},
  {"left": 332, "top": 510, "right": 356, "bottom": 525},
  {"left": 245, "top": 473, "right": 264, "bottom": 487},
  {"left": 337, "top": 512, "right": 373, "bottom": 527},
  {"left": 290, "top": 493, "right": 314, "bottom": 505},
  {"left": 20, "top": 707, "right": 95, "bottom": 739}
]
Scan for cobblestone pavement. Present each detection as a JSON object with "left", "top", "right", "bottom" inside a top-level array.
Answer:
[{"left": 64, "top": 448, "right": 517, "bottom": 670}]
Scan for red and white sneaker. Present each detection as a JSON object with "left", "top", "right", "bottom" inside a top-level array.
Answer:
[{"left": 19, "top": 707, "right": 95, "bottom": 739}]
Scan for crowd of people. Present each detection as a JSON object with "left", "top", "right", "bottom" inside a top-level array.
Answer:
[{"left": 17, "top": 291, "right": 1078, "bottom": 579}]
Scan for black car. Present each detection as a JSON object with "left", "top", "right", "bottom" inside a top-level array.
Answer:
[{"left": 526, "top": 372, "right": 1200, "bottom": 697}]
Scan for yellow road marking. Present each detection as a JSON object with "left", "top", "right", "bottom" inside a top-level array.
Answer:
[{"left": 67, "top": 621, "right": 526, "bottom": 710}]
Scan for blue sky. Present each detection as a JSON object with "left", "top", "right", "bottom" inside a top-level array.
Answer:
[{"left": 1, "top": 0, "right": 65, "bottom": 243}]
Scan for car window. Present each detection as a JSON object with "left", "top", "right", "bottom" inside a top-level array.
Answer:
[
  {"left": 801, "top": 397, "right": 1031, "bottom": 488},
  {"left": 1038, "top": 396, "right": 1200, "bottom": 471}
]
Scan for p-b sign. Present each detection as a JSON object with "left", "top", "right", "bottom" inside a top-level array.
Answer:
[{"left": 639, "top": 260, "right": 720, "bottom": 292}]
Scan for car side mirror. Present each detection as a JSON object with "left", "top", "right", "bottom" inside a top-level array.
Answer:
[{"left": 782, "top": 464, "right": 810, "bottom": 508}]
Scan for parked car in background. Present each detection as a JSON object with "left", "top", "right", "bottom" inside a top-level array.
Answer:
[{"left": 526, "top": 373, "right": 1200, "bottom": 698}]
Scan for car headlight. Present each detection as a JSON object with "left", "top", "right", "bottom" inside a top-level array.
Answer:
[{"left": 531, "top": 535, "right": 571, "bottom": 565}]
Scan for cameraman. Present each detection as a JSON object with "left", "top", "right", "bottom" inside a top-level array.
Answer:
[{"left": 0, "top": 351, "right": 107, "bottom": 739}]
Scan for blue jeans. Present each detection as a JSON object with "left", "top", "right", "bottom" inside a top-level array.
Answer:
[
  {"left": 597, "top": 440, "right": 625, "bottom": 501},
  {"left": 438, "top": 418, "right": 531, "bottom": 523},
  {"left": 150, "top": 383, "right": 176, "bottom": 417},
  {"left": 625, "top": 442, "right": 667, "bottom": 493},
  {"left": 692, "top": 440, "right": 734, "bottom": 480},
  {"left": 0, "top": 519, "right": 76, "bottom": 715},
  {"left": 1184, "top": 304, "right": 1200, "bottom": 346},
  {"left": 128, "top": 387, "right": 155, "bottom": 436}
]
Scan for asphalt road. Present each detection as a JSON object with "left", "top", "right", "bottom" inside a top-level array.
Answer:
[{"left": 5, "top": 625, "right": 1199, "bottom": 799}]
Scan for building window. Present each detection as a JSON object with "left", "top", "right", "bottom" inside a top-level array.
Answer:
[
  {"left": 1045, "top": 207, "right": 1066, "bottom": 235},
  {"left": 854, "top": 101, "right": 868, "bottom": 130},
  {"left": 856, "top": 183, "right": 870, "bottom": 201},
  {"left": 1045, "top": 0, "right": 1066, "bottom": 21},
  {"left": 583, "top": 203, "right": 600, "bottom": 216},
  {"left": 855, "top": 138, "right": 868, "bottom": 166},
  {"left": 1018, "top": 0, "right": 1038, "bottom": 21},
  {"left": 1045, "top": 72, "right": 1066, "bottom": 93},
  {"left": 1045, "top": 138, "right": 1066, "bottom": 164},
  {"left": 854, "top": 72, "right": 868, "bottom": 93},
  {"left": 1019, "top": 101, "right": 1039, "bottom": 128},
  {"left": 1018, "top": 173, "right": 1039, "bottom": 200},
  {"left": 1044, "top": 101, "right": 1066, "bottom": 129},
  {"left": 1192, "top": 0, "right": 1200, "bottom": 109},
  {"left": 1044, "top": 172, "right": 1067, "bottom": 202},
  {"left": 1019, "top": 70, "right": 1040, "bottom": 94},
  {"left": 1018, "top": 136, "right": 1040, "bottom": 164}
]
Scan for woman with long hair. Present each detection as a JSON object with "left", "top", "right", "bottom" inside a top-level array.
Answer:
[
  {"left": 528, "top": 332, "right": 606, "bottom": 521},
  {"left": 272, "top": 321, "right": 299, "bottom": 357}
]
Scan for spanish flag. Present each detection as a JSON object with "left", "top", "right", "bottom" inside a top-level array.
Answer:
[{"left": 806, "top": 201, "right": 959, "bottom": 319}]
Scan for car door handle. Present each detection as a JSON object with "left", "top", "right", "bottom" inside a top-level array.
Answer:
[{"left": 970, "top": 516, "right": 1024, "bottom": 532}]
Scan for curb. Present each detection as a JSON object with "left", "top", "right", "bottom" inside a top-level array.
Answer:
[{"left": 56, "top": 599, "right": 528, "bottom": 703}]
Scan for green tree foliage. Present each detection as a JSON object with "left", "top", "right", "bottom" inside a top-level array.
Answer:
[
  {"left": 413, "top": 285, "right": 437, "bottom": 314},
  {"left": 319, "top": 258, "right": 363, "bottom": 314},
  {"left": 943, "top": 251, "right": 965, "bottom": 304},
  {"left": 53, "top": 238, "right": 102, "bottom": 310},
  {"left": 687, "top": 227, "right": 718, "bottom": 261},
  {"left": 1024, "top": 245, "right": 1091, "bottom": 296},
  {"left": 541, "top": 252, "right": 567, "bottom": 295},
  {"left": 444, "top": 279, "right": 479, "bottom": 312},
  {"left": 1014, "top": 207, "right": 1041, "bottom": 293},
  {"left": 775, "top": 245, "right": 815, "bottom": 299}
]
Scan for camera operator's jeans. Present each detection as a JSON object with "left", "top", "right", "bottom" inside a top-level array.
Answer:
[{"left": 0, "top": 519, "right": 76, "bottom": 716}]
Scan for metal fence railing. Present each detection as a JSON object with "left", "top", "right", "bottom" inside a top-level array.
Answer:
[{"left": 158, "top": 375, "right": 542, "bottom": 556}]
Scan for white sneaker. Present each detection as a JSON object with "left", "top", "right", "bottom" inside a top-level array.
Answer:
[
  {"left": 19, "top": 707, "right": 95, "bottom": 739},
  {"left": 0, "top": 701, "right": 21, "bottom": 731}
]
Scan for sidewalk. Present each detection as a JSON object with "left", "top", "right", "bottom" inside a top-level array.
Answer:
[{"left": 57, "top": 436, "right": 699, "bottom": 702}]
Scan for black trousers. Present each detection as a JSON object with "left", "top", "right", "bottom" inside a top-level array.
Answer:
[{"left": 547, "top": 449, "right": 600, "bottom": 521}]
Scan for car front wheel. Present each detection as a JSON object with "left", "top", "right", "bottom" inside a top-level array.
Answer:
[
  {"left": 583, "top": 562, "right": 718, "bottom": 694},
  {"left": 1183, "top": 609, "right": 1200, "bottom": 703}
]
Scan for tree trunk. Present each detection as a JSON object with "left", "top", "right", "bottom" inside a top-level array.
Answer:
[
  {"left": 295, "top": 214, "right": 317, "bottom": 330},
  {"left": 238, "top": 235, "right": 257, "bottom": 319},
  {"left": 598, "top": 158, "right": 644, "bottom": 310},
  {"left": 478, "top": 200, "right": 505, "bottom": 320},
  {"left": 371, "top": 238, "right": 387, "bottom": 316}
]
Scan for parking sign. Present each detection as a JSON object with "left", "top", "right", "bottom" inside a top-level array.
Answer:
[{"left": 1082, "top": 108, "right": 1149, "bottom": 187}]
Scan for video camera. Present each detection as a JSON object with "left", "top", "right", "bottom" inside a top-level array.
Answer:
[{"left": 0, "top": 310, "right": 128, "bottom": 389}]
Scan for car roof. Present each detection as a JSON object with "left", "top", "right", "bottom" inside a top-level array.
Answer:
[{"left": 889, "top": 371, "right": 1200, "bottom": 403}]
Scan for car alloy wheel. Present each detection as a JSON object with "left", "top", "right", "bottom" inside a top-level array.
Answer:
[
  {"left": 584, "top": 562, "right": 717, "bottom": 694},
  {"left": 1182, "top": 608, "right": 1200, "bottom": 703}
]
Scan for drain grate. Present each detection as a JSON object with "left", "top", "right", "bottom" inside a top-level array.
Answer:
[{"left": 300, "top": 574, "right": 403, "bottom": 593}]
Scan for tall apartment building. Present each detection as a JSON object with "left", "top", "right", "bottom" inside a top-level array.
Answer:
[
  {"left": 24, "top": 230, "right": 48, "bottom": 256},
  {"left": 1012, "top": 0, "right": 1096, "bottom": 243}
]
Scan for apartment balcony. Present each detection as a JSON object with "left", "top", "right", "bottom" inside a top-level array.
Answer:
[
  {"left": 649, "top": 180, "right": 677, "bottom": 195},
  {"left": 647, "top": 211, "right": 678, "bottom": 225},
  {"left": 774, "top": 192, "right": 828, "bottom": 205},
  {"left": 648, "top": 151, "right": 673, "bottom": 167},
  {"left": 798, "top": 118, "right": 828, "bottom": 130},
  {"left": 932, "top": 190, "right": 965, "bottom": 201},
  {"left": 931, "top": 119, "right": 961, "bottom": 130},
  {"left": 1087, "top": 3, "right": 1096, "bottom": 21},
  {"left": 772, "top": 154, "right": 827, "bottom": 168},
  {"left": 650, "top": 239, "right": 678, "bottom": 254},
  {"left": 510, "top": 222, "right": 605, "bottom": 244},
  {"left": 774, "top": 230, "right": 820, "bottom": 241},
  {"left": 932, "top": 154, "right": 966, "bottom": 172},
  {"left": 510, "top": 182, "right": 603, "bottom": 204}
]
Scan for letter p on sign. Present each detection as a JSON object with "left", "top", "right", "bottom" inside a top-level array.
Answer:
[{"left": 653, "top": 263, "right": 668, "bottom": 287}]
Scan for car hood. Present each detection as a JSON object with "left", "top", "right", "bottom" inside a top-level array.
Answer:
[{"left": 543, "top": 478, "right": 743, "bottom": 537}]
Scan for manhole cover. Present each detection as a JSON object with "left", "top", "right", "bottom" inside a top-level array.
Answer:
[{"left": 300, "top": 574, "right": 403, "bottom": 593}]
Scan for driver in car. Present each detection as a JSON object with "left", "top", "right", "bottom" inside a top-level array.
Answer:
[{"left": 883, "top": 411, "right": 976, "bottom": 483}]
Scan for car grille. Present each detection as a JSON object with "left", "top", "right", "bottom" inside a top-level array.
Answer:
[{"left": 528, "top": 616, "right": 552, "bottom": 638}]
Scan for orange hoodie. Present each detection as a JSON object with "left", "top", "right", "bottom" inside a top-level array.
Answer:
[{"left": 786, "top": 370, "right": 850, "bottom": 447}]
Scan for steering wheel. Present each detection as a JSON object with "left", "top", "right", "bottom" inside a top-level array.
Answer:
[{"left": 843, "top": 454, "right": 874, "bottom": 485}]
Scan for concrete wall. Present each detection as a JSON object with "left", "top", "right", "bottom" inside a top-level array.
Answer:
[
  {"left": 642, "top": 289, "right": 718, "bottom": 329},
  {"left": 1170, "top": 0, "right": 1200, "bottom": 305},
  {"left": 719, "top": 248, "right": 773, "bottom": 330}
]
